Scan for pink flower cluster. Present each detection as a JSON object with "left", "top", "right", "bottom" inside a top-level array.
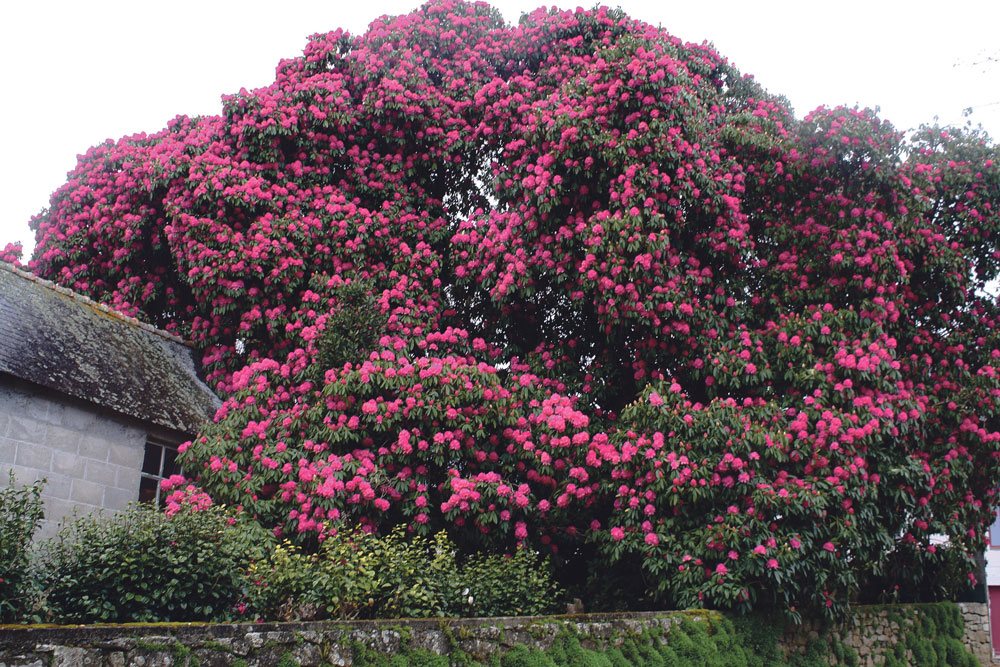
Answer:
[{"left": 25, "top": 0, "right": 1000, "bottom": 617}]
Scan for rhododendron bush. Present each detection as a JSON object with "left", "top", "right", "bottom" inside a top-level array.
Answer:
[{"left": 25, "top": 0, "right": 1000, "bottom": 617}]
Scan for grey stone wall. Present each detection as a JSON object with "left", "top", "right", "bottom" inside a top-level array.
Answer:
[
  {"left": 1, "top": 613, "right": 690, "bottom": 667},
  {"left": 0, "top": 606, "right": 992, "bottom": 667},
  {"left": 0, "top": 381, "right": 147, "bottom": 540},
  {"left": 960, "top": 602, "right": 994, "bottom": 666},
  {"left": 781, "top": 602, "right": 994, "bottom": 666}
]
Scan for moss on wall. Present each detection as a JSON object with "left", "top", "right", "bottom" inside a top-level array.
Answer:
[{"left": 0, "top": 603, "right": 985, "bottom": 666}]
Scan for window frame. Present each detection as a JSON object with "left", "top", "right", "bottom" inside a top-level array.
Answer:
[{"left": 138, "top": 435, "right": 181, "bottom": 506}]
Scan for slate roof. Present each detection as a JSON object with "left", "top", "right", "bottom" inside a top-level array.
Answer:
[{"left": 0, "top": 262, "right": 220, "bottom": 434}]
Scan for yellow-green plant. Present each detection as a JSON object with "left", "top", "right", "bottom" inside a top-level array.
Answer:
[{"left": 248, "top": 525, "right": 563, "bottom": 620}]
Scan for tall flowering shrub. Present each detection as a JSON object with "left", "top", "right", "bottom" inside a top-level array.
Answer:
[{"left": 27, "top": 1, "right": 1000, "bottom": 617}]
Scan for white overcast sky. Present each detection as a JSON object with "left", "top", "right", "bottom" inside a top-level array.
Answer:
[{"left": 2, "top": 0, "right": 998, "bottom": 257}]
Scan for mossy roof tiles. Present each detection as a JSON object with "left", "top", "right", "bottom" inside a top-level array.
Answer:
[{"left": 0, "top": 262, "right": 219, "bottom": 434}]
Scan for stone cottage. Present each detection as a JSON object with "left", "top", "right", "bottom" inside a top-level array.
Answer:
[{"left": 0, "top": 261, "right": 220, "bottom": 539}]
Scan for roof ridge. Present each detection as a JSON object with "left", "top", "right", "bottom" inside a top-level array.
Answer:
[{"left": 0, "top": 261, "right": 192, "bottom": 348}]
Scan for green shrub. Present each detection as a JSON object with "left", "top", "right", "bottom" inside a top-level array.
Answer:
[
  {"left": 36, "top": 503, "right": 254, "bottom": 623},
  {"left": 250, "top": 527, "right": 463, "bottom": 620},
  {"left": 0, "top": 471, "right": 45, "bottom": 622},
  {"left": 315, "top": 279, "right": 388, "bottom": 371},
  {"left": 250, "top": 525, "right": 563, "bottom": 620},
  {"left": 462, "top": 546, "right": 564, "bottom": 617}
]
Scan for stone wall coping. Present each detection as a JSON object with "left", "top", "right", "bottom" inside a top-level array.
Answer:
[{"left": 0, "top": 609, "right": 707, "bottom": 645}]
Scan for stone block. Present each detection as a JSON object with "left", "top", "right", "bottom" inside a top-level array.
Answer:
[
  {"left": 43, "top": 472, "right": 73, "bottom": 500},
  {"left": 210, "top": 637, "right": 250, "bottom": 657},
  {"left": 108, "top": 441, "right": 143, "bottom": 468},
  {"left": 70, "top": 479, "right": 104, "bottom": 506},
  {"left": 14, "top": 442, "right": 52, "bottom": 471},
  {"left": 21, "top": 394, "right": 51, "bottom": 424},
  {"left": 52, "top": 646, "right": 100, "bottom": 667},
  {"left": 126, "top": 649, "right": 175, "bottom": 666},
  {"left": 51, "top": 450, "right": 82, "bottom": 476},
  {"left": 116, "top": 467, "right": 140, "bottom": 492},
  {"left": 43, "top": 496, "right": 82, "bottom": 523},
  {"left": 43, "top": 425, "right": 83, "bottom": 453},
  {"left": 0, "top": 384, "right": 25, "bottom": 411},
  {"left": 56, "top": 404, "right": 98, "bottom": 431},
  {"left": 410, "top": 630, "right": 448, "bottom": 655},
  {"left": 290, "top": 643, "right": 323, "bottom": 666},
  {"left": 85, "top": 460, "right": 118, "bottom": 486},
  {"left": 324, "top": 644, "right": 352, "bottom": 667},
  {"left": 92, "top": 419, "right": 139, "bottom": 446},
  {"left": 191, "top": 649, "right": 234, "bottom": 667},
  {"left": 0, "top": 437, "right": 14, "bottom": 464},
  {"left": 78, "top": 435, "right": 112, "bottom": 462},
  {"left": 6, "top": 415, "right": 46, "bottom": 445},
  {"left": 104, "top": 485, "right": 137, "bottom": 510},
  {"left": 35, "top": 499, "right": 83, "bottom": 541}
]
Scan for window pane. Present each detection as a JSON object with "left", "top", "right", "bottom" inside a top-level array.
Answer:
[
  {"left": 138, "top": 476, "right": 159, "bottom": 504},
  {"left": 163, "top": 447, "right": 179, "bottom": 477},
  {"left": 139, "top": 438, "right": 181, "bottom": 504},
  {"left": 142, "top": 442, "right": 162, "bottom": 476},
  {"left": 991, "top": 512, "right": 1000, "bottom": 547}
]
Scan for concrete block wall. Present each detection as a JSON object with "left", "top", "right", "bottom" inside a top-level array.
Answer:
[{"left": 0, "top": 381, "right": 147, "bottom": 540}]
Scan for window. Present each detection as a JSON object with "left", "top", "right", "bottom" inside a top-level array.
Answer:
[{"left": 138, "top": 436, "right": 180, "bottom": 506}]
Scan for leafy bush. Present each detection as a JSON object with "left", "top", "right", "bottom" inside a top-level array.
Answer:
[
  {"left": 249, "top": 525, "right": 562, "bottom": 620},
  {"left": 0, "top": 471, "right": 45, "bottom": 622},
  {"left": 250, "top": 527, "right": 453, "bottom": 620},
  {"left": 315, "top": 279, "right": 389, "bottom": 371},
  {"left": 36, "top": 503, "right": 254, "bottom": 623},
  {"left": 462, "top": 547, "right": 564, "bottom": 617}
]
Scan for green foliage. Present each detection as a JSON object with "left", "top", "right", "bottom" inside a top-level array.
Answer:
[
  {"left": 728, "top": 614, "right": 783, "bottom": 667},
  {"left": 0, "top": 471, "right": 45, "bottom": 622},
  {"left": 35, "top": 503, "right": 254, "bottom": 623},
  {"left": 315, "top": 279, "right": 389, "bottom": 371},
  {"left": 831, "top": 639, "right": 858, "bottom": 667},
  {"left": 250, "top": 527, "right": 460, "bottom": 620},
  {"left": 462, "top": 547, "right": 565, "bottom": 617},
  {"left": 351, "top": 641, "right": 455, "bottom": 667},
  {"left": 249, "top": 526, "right": 563, "bottom": 620},
  {"left": 861, "top": 542, "right": 980, "bottom": 604},
  {"left": 500, "top": 646, "right": 559, "bottom": 667},
  {"left": 365, "top": 620, "right": 760, "bottom": 667}
]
